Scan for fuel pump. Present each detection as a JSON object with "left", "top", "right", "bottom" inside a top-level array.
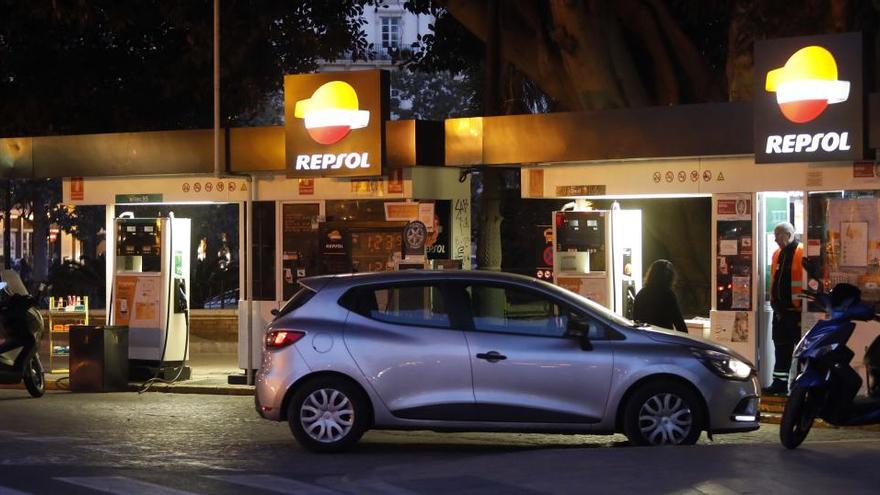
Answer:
[
  {"left": 110, "top": 214, "right": 191, "bottom": 381},
  {"left": 552, "top": 204, "right": 642, "bottom": 317}
]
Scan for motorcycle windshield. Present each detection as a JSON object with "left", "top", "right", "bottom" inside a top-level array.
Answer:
[{"left": 0, "top": 270, "right": 29, "bottom": 296}]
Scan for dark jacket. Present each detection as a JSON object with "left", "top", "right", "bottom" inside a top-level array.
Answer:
[{"left": 632, "top": 285, "right": 688, "bottom": 333}]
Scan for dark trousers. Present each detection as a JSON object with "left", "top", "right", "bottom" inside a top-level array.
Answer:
[{"left": 772, "top": 310, "right": 802, "bottom": 383}]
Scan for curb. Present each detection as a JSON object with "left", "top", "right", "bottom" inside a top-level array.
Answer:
[
  {"left": 126, "top": 383, "right": 255, "bottom": 396},
  {"left": 3, "top": 380, "right": 255, "bottom": 396}
]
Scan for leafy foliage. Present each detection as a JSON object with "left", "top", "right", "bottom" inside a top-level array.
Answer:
[
  {"left": 390, "top": 68, "right": 479, "bottom": 120},
  {"left": 0, "top": 0, "right": 372, "bottom": 135}
]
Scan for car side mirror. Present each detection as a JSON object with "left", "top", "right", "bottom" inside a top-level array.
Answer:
[
  {"left": 565, "top": 318, "right": 593, "bottom": 351},
  {"left": 270, "top": 309, "right": 279, "bottom": 316}
]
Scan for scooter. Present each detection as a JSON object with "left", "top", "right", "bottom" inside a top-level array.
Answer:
[
  {"left": 0, "top": 269, "right": 46, "bottom": 398},
  {"left": 780, "top": 283, "right": 880, "bottom": 449}
]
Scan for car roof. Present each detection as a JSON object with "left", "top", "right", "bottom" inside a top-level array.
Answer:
[{"left": 299, "top": 269, "right": 545, "bottom": 291}]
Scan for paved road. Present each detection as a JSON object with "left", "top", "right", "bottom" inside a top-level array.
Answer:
[{"left": 0, "top": 389, "right": 878, "bottom": 494}]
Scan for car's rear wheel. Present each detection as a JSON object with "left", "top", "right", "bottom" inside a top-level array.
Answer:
[
  {"left": 624, "top": 380, "right": 704, "bottom": 446},
  {"left": 287, "top": 377, "right": 369, "bottom": 453}
]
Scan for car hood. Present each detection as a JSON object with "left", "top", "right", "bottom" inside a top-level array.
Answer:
[{"left": 637, "top": 325, "right": 755, "bottom": 367}]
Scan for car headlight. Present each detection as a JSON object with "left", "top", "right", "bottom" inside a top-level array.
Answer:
[{"left": 691, "top": 348, "right": 753, "bottom": 380}]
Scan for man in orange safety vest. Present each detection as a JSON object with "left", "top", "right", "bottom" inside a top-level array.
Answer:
[{"left": 764, "top": 221, "right": 804, "bottom": 396}]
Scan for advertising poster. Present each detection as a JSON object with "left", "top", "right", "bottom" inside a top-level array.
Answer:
[
  {"left": 384, "top": 202, "right": 420, "bottom": 222},
  {"left": 131, "top": 275, "right": 160, "bottom": 328},
  {"left": 425, "top": 201, "right": 451, "bottom": 261},
  {"left": 716, "top": 193, "right": 754, "bottom": 311},
  {"left": 282, "top": 203, "right": 320, "bottom": 298},
  {"left": 113, "top": 275, "right": 138, "bottom": 326},
  {"left": 823, "top": 199, "right": 880, "bottom": 304},
  {"left": 716, "top": 219, "right": 753, "bottom": 311},
  {"left": 711, "top": 312, "right": 732, "bottom": 342},
  {"left": 732, "top": 276, "right": 751, "bottom": 309},
  {"left": 710, "top": 310, "right": 756, "bottom": 363},
  {"left": 388, "top": 169, "right": 404, "bottom": 194},
  {"left": 319, "top": 224, "right": 352, "bottom": 274},
  {"left": 114, "top": 274, "right": 162, "bottom": 329},
  {"left": 840, "top": 221, "right": 868, "bottom": 267},
  {"left": 732, "top": 311, "right": 750, "bottom": 343},
  {"left": 716, "top": 194, "right": 752, "bottom": 221}
]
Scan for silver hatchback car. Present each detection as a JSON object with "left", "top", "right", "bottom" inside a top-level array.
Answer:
[{"left": 255, "top": 270, "right": 759, "bottom": 452}]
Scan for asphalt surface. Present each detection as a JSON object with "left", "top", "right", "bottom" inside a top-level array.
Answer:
[{"left": 0, "top": 389, "right": 878, "bottom": 494}]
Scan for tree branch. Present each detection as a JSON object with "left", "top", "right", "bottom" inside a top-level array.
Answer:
[
  {"left": 647, "top": 0, "right": 723, "bottom": 102},
  {"left": 613, "top": 0, "right": 678, "bottom": 105},
  {"left": 444, "top": 0, "right": 578, "bottom": 109}
]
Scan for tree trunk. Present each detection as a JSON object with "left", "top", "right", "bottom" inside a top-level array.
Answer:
[
  {"left": 476, "top": 0, "right": 504, "bottom": 272},
  {"left": 31, "top": 190, "right": 50, "bottom": 284},
  {"left": 476, "top": 169, "right": 504, "bottom": 272},
  {"left": 725, "top": 0, "right": 755, "bottom": 102}
]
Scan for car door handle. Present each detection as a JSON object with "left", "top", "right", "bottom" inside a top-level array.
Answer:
[{"left": 476, "top": 351, "right": 507, "bottom": 362}]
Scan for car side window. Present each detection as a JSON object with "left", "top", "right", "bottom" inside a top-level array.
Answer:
[
  {"left": 344, "top": 284, "right": 450, "bottom": 328},
  {"left": 465, "top": 284, "right": 568, "bottom": 337}
]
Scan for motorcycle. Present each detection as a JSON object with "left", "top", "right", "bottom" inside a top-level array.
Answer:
[
  {"left": 780, "top": 283, "right": 880, "bottom": 449},
  {"left": 0, "top": 269, "right": 46, "bottom": 398}
]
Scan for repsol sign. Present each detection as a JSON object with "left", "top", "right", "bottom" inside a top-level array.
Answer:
[
  {"left": 284, "top": 70, "right": 388, "bottom": 178},
  {"left": 754, "top": 33, "right": 864, "bottom": 164},
  {"left": 765, "top": 132, "right": 851, "bottom": 154},
  {"left": 294, "top": 152, "right": 372, "bottom": 171}
]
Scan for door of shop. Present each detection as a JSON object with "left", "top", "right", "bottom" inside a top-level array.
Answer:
[{"left": 757, "top": 192, "right": 803, "bottom": 386}]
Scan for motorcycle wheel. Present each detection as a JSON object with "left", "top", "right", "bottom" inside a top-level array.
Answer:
[
  {"left": 23, "top": 351, "right": 45, "bottom": 398},
  {"left": 780, "top": 384, "right": 816, "bottom": 449}
]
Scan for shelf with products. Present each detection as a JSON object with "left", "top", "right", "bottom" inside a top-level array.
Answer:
[{"left": 47, "top": 296, "right": 89, "bottom": 373}]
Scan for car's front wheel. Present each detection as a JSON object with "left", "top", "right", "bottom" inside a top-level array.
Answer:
[
  {"left": 623, "top": 380, "right": 704, "bottom": 446},
  {"left": 287, "top": 377, "right": 369, "bottom": 453},
  {"left": 23, "top": 351, "right": 45, "bottom": 398},
  {"left": 780, "top": 384, "right": 817, "bottom": 449}
]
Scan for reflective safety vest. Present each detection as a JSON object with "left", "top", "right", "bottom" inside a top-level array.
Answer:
[{"left": 771, "top": 242, "right": 804, "bottom": 310}]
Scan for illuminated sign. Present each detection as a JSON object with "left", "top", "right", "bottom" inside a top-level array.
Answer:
[
  {"left": 754, "top": 33, "right": 863, "bottom": 164},
  {"left": 285, "top": 70, "right": 388, "bottom": 178},
  {"left": 766, "top": 46, "right": 850, "bottom": 124},
  {"left": 295, "top": 81, "right": 369, "bottom": 145}
]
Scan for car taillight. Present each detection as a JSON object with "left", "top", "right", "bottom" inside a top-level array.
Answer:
[{"left": 265, "top": 330, "right": 306, "bottom": 350}]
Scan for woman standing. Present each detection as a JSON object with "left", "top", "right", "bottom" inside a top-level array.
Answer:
[{"left": 632, "top": 259, "right": 688, "bottom": 333}]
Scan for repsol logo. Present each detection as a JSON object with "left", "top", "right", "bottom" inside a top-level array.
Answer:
[
  {"left": 295, "top": 152, "right": 371, "bottom": 170},
  {"left": 324, "top": 243, "right": 343, "bottom": 249},
  {"left": 765, "top": 132, "right": 851, "bottom": 154}
]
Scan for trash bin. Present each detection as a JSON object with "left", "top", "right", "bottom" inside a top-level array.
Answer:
[{"left": 69, "top": 326, "right": 129, "bottom": 392}]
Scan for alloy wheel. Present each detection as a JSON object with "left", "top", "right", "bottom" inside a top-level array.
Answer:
[
  {"left": 299, "top": 388, "right": 355, "bottom": 443},
  {"left": 637, "top": 392, "right": 694, "bottom": 445}
]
